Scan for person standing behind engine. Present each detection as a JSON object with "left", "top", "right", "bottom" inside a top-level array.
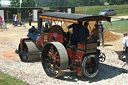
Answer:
[
  {"left": 123, "top": 32, "right": 128, "bottom": 63},
  {"left": 98, "top": 21, "right": 106, "bottom": 47},
  {"left": 123, "top": 32, "right": 128, "bottom": 53},
  {"left": 14, "top": 15, "right": 17, "bottom": 26},
  {"left": 0, "top": 16, "right": 2, "bottom": 23},
  {"left": 28, "top": 13, "right": 33, "bottom": 26},
  {"left": 0, "top": 16, "right": 3, "bottom": 29},
  {"left": 13, "top": 14, "right": 15, "bottom": 26}
]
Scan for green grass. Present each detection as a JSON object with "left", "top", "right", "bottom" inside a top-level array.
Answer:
[
  {"left": 0, "top": 71, "right": 28, "bottom": 85},
  {"left": 105, "top": 25, "right": 128, "bottom": 33},
  {"left": 43, "top": 5, "right": 128, "bottom": 16},
  {"left": 111, "top": 20, "right": 128, "bottom": 26},
  {"left": 104, "top": 20, "right": 128, "bottom": 26},
  {"left": 41, "top": 7, "right": 50, "bottom": 10},
  {"left": 103, "top": 20, "right": 128, "bottom": 33},
  {"left": 76, "top": 5, "right": 128, "bottom": 16}
]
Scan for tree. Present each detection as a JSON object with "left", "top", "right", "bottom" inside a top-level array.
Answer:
[
  {"left": 10, "top": 0, "right": 36, "bottom": 7},
  {"left": 10, "top": 0, "right": 128, "bottom": 7},
  {"left": 35, "top": 0, "right": 45, "bottom": 7},
  {"left": 99, "top": 0, "right": 108, "bottom": 5}
]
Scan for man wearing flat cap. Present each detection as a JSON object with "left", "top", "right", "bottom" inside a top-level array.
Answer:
[{"left": 98, "top": 21, "right": 106, "bottom": 47}]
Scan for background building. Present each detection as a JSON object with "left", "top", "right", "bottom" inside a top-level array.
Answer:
[
  {"left": 0, "top": 0, "right": 11, "bottom": 21},
  {"left": 0, "top": 0, "right": 11, "bottom": 7}
]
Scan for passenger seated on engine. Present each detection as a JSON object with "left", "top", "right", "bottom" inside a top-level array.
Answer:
[
  {"left": 42, "top": 22, "right": 49, "bottom": 33},
  {"left": 29, "top": 26, "right": 39, "bottom": 34},
  {"left": 27, "top": 26, "right": 40, "bottom": 41},
  {"left": 68, "top": 21, "right": 83, "bottom": 46},
  {"left": 79, "top": 22, "right": 90, "bottom": 43}
]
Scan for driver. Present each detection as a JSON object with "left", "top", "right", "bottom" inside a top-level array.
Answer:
[
  {"left": 68, "top": 21, "right": 83, "bottom": 45},
  {"left": 79, "top": 22, "right": 90, "bottom": 43}
]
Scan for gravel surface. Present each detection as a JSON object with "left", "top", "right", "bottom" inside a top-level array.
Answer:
[{"left": 0, "top": 39, "right": 128, "bottom": 85}]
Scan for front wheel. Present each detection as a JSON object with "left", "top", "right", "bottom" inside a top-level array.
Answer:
[
  {"left": 18, "top": 43, "right": 29, "bottom": 62},
  {"left": 82, "top": 54, "right": 99, "bottom": 78}
]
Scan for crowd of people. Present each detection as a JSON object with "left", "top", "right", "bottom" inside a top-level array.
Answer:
[
  {"left": 12, "top": 12, "right": 33, "bottom": 27},
  {"left": 0, "top": 12, "right": 33, "bottom": 30}
]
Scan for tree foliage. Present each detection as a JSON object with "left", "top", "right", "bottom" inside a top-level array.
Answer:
[
  {"left": 39, "top": 0, "right": 128, "bottom": 7},
  {"left": 10, "top": 0, "right": 36, "bottom": 7},
  {"left": 10, "top": 0, "right": 128, "bottom": 7}
]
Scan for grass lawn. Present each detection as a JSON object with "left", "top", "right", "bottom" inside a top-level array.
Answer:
[
  {"left": 0, "top": 71, "right": 28, "bottom": 85},
  {"left": 103, "top": 20, "right": 128, "bottom": 33},
  {"left": 42, "top": 7, "right": 50, "bottom": 10},
  {"left": 44, "top": 5, "right": 128, "bottom": 16},
  {"left": 76, "top": 5, "right": 128, "bottom": 16}
]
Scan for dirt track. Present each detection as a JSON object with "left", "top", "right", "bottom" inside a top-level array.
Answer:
[{"left": 0, "top": 22, "right": 128, "bottom": 85}]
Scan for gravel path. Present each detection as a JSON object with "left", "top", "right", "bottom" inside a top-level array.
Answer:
[{"left": 0, "top": 39, "right": 128, "bottom": 85}]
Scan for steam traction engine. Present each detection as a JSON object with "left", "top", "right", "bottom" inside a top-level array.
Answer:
[{"left": 16, "top": 10, "right": 111, "bottom": 78}]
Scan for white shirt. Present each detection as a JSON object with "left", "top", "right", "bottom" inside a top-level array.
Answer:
[
  {"left": 103, "top": 25, "right": 107, "bottom": 31},
  {"left": 123, "top": 36, "right": 128, "bottom": 47},
  {"left": 14, "top": 16, "right": 17, "bottom": 21}
]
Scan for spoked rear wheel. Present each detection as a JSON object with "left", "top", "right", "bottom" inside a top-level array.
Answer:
[
  {"left": 82, "top": 54, "right": 99, "bottom": 78},
  {"left": 42, "top": 42, "right": 69, "bottom": 78}
]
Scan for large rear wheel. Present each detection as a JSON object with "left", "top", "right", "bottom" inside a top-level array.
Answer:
[
  {"left": 82, "top": 54, "right": 99, "bottom": 78},
  {"left": 42, "top": 42, "right": 69, "bottom": 78}
]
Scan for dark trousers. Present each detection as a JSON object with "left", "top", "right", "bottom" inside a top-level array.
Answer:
[
  {"left": 99, "top": 32, "right": 104, "bottom": 46},
  {"left": 14, "top": 21, "right": 17, "bottom": 26},
  {"left": 71, "top": 34, "right": 79, "bottom": 46},
  {"left": 125, "top": 47, "right": 128, "bottom": 63},
  {"left": 29, "top": 19, "right": 32, "bottom": 26},
  {"left": 125, "top": 47, "right": 128, "bottom": 53}
]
